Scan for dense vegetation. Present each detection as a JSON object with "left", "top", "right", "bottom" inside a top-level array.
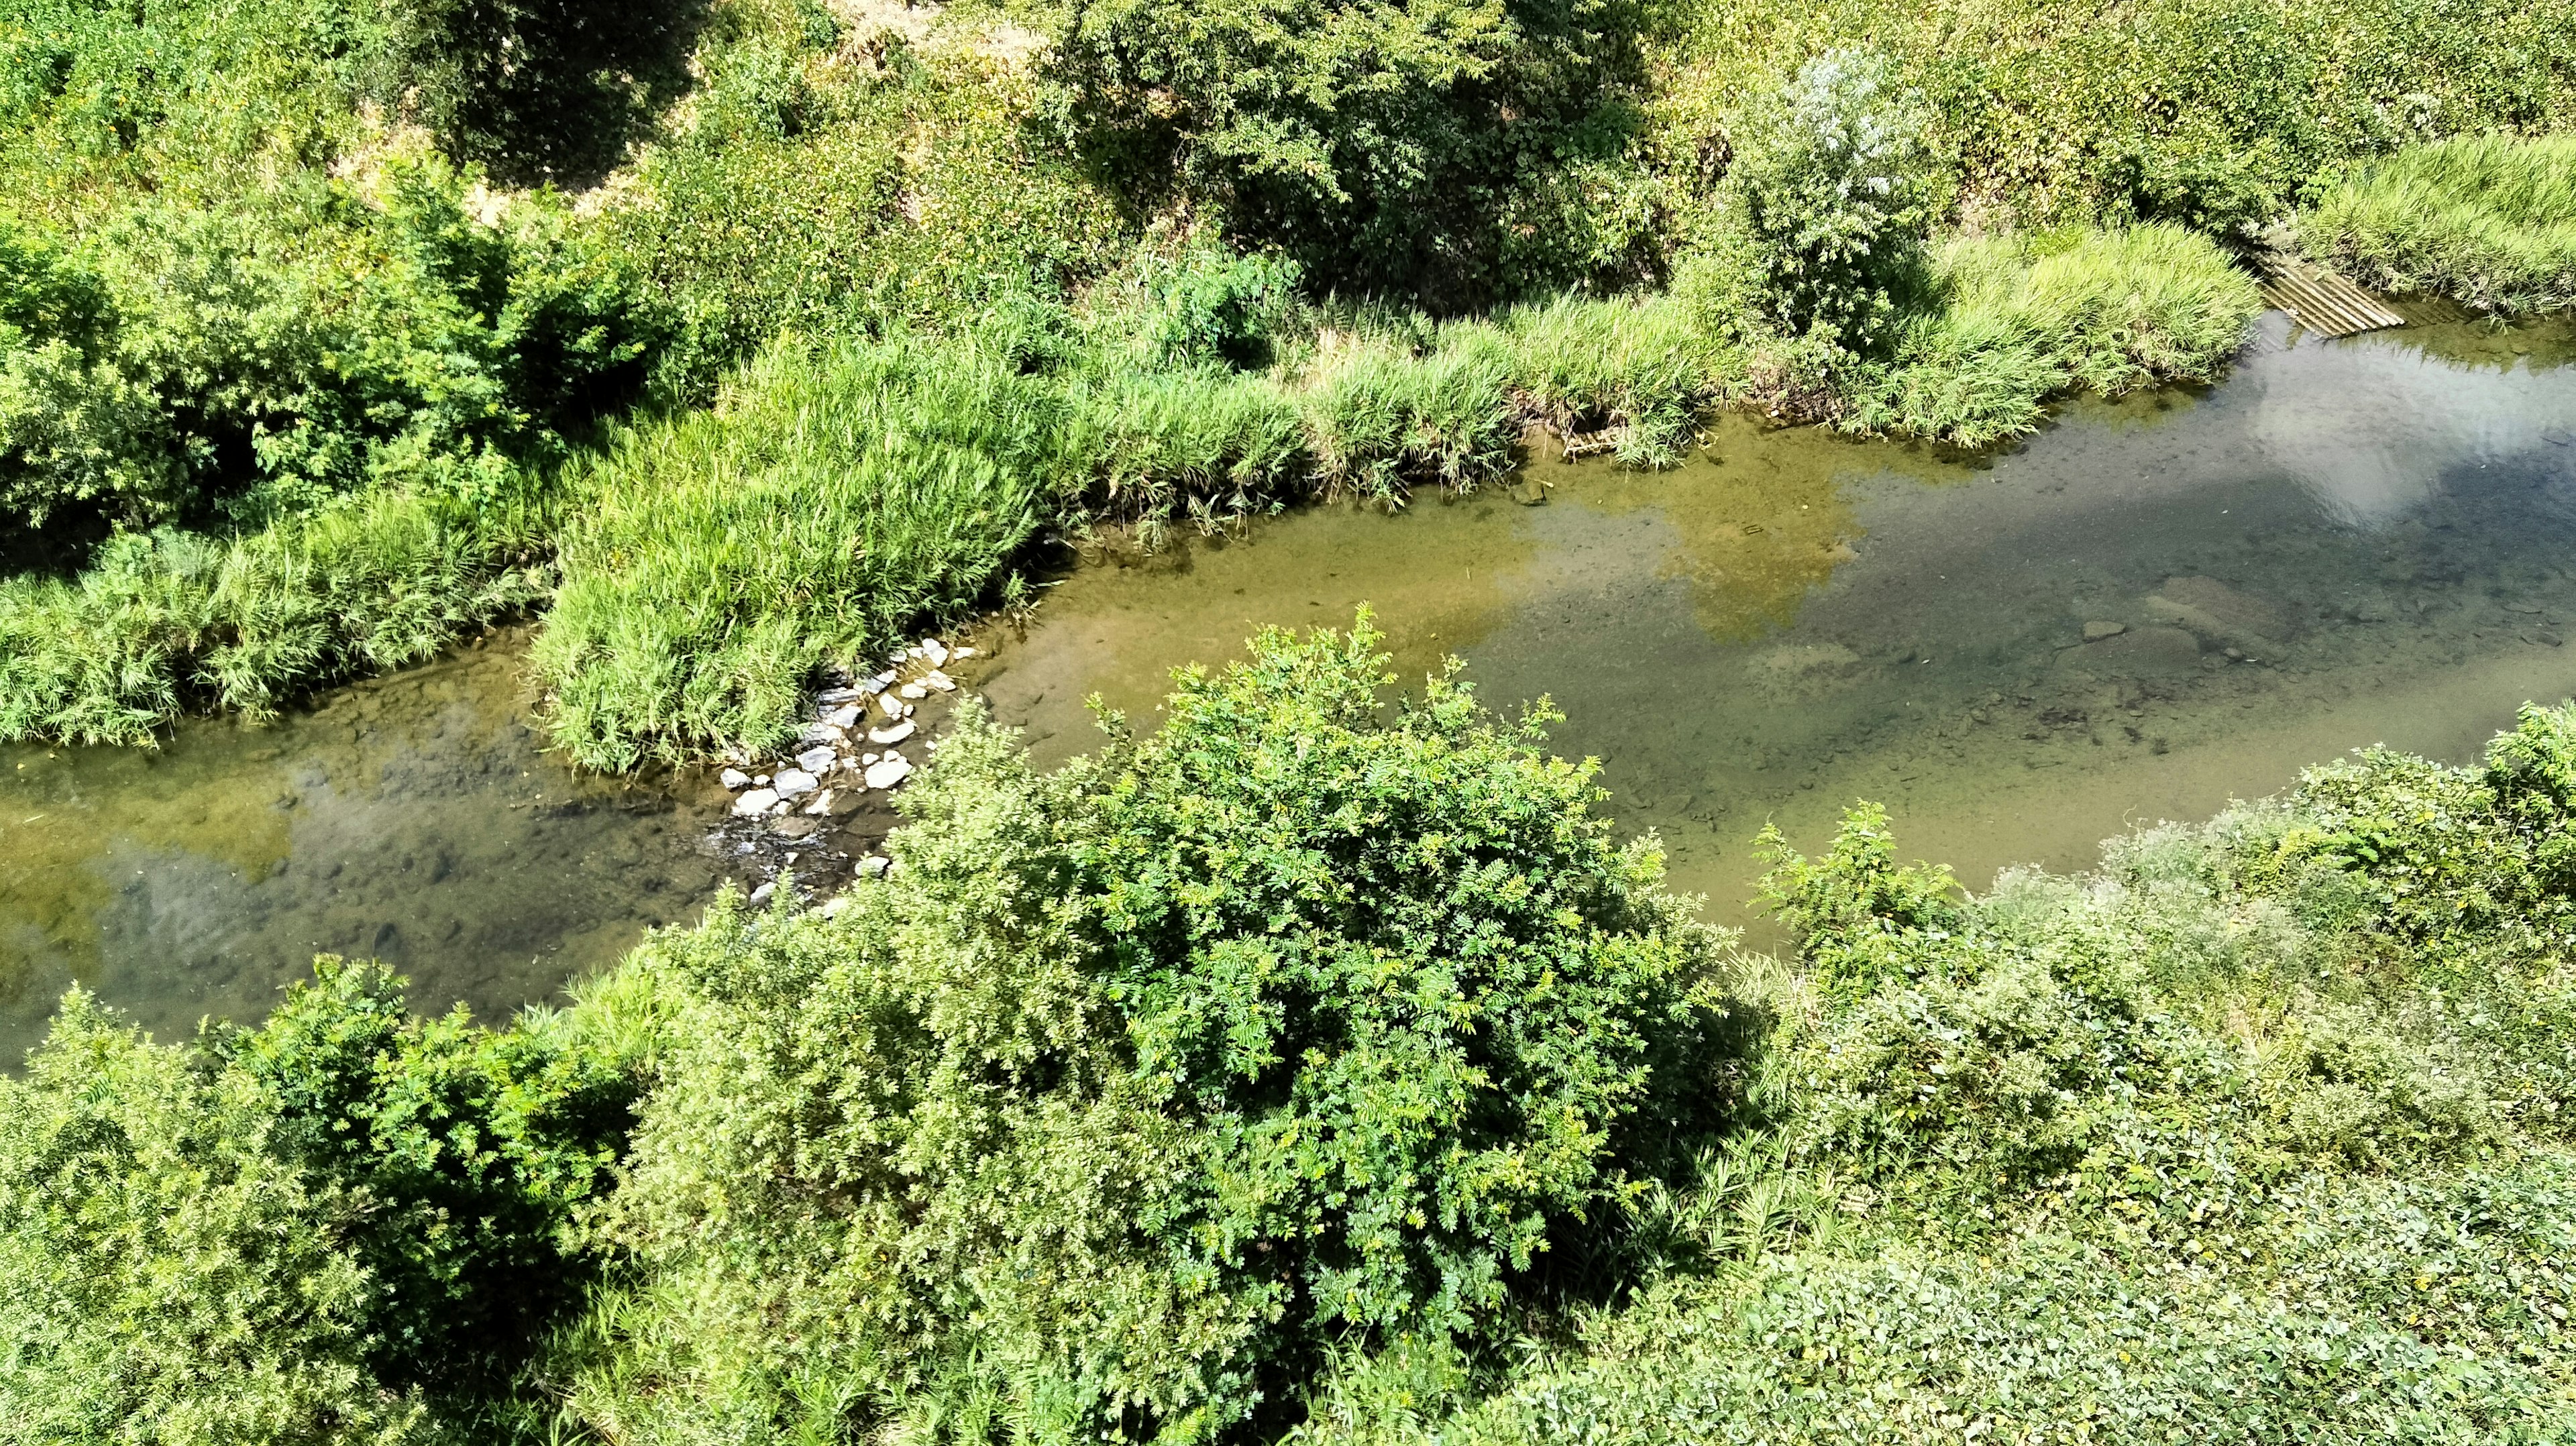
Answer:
[
  {"left": 4, "top": 0, "right": 2569, "bottom": 755},
  {"left": 15, "top": 620, "right": 2576, "bottom": 1441}
]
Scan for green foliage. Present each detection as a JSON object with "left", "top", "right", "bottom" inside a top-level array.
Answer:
[
  {"left": 1843, "top": 224, "right": 2264, "bottom": 445},
  {"left": 0, "top": 486, "right": 555, "bottom": 746},
  {"left": 1699, "top": 48, "right": 1935, "bottom": 359},
  {"left": 564, "top": 618, "right": 1727, "bottom": 1440},
  {"left": 1652, "top": 0, "right": 2576, "bottom": 238},
  {"left": 1041, "top": 0, "right": 1660, "bottom": 301},
  {"left": 533, "top": 325, "right": 1063, "bottom": 769},
  {"left": 2302, "top": 132, "right": 2576, "bottom": 314},
  {"left": 0, "top": 959, "right": 635, "bottom": 1439}
]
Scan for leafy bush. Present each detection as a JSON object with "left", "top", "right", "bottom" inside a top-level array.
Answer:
[
  {"left": 1040, "top": 0, "right": 1658, "bottom": 301},
  {"left": 564, "top": 618, "right": 1729, "bottom": 1440},
  {"left": 1696, "top": 48, "right": 1935, "bottom": 359},
  {"left": 2302, "top": 132, "right": 2576, "bottom": 314},
  {"left": 0, "top": 959, "right": 637, "bottom": 1438}
]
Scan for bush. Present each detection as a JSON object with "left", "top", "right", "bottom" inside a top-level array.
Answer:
[
  {"left": 0, "top": 959, "right": 637, "bottom": 1438},
  {"left": 1040, "top": 0, "right": 1658, "bottom": 302},
  {"left": 565, "top": 618, "right": 1729, "bottom": 1440},
  {"left": 2302, "top": 132, "right": 2576, "bottom": 314},
  {"left": 1697, "top": 48, "right": 1936, "bottom": 360}
]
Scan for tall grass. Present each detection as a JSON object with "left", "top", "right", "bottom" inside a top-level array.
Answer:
[
  {"left": 0, "top": 489, "right": 553, "bottom": 746},
  {"left": 1845, "top": 223, "right": 2262, "bottom": 446},
  {"left": 533, "top": 331, "right": 1064, "bottom": 771},
  {"left": 2302, "top": 133, "right": 2576, "bottom": 314}
]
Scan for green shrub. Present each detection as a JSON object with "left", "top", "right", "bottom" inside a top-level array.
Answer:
[
  {"left": 2302, "top": 132, "right": 2576, "bottom": 313},
  {"left": 1040, "top": 0, "right": 1658, "bottom": 301},
  {"left": 1698, "top": 48, "right": 1935, "bottom": 359},
  {"left": 565, "top": 618, "right": 1729, "bottom": 1440},
  {"left": 0, "top": 959, "right": 636, "bottom": 1439}
]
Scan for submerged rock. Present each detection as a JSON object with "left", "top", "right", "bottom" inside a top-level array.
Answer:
[
  {"left": 864, "top": 755, "right": 914, "bottom": 790},
  {"left": 2145, "top": 576, "right": 2290, "bottom": 653},
  {"left": 816, "top": 687, "right": 863, "bottom": 704},
  {"left": 2082, "top": 620, "right": 2127, "bottom": 641}
]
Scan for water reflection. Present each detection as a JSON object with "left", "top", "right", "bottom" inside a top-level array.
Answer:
[{"left": 983, "top": 311, "right": 2576, "bottom": 927}]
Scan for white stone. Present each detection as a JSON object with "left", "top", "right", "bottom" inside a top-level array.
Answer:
[
  {"left": 907, "top": 645, "right": 926, "bottom": 660},
  {"left": 919, "top": 669, "right": 955, "bottom": 692},
  {"left": 802, "top": 790, "right": 834, "bottom": 816},
  {"left": 719, "top": 767, "right": 751, "bottom": 789},
  {"left": 875, "top": 692, "right": 906, "bottom": 719},
  {"left": 753, "top": 774, "right": 770, "bottom": 786},
  {"left": 772, "top": 768, "right": 820, "bottom": 798},
  {"left": 864, "top": 756, "right": 914, "bottom": 790},
  {"left": 922, "top": 638, "right": 950, "bottom": 665},
  {"left": 799, "top": 722, "right": 837, "bottom": 744},
  {"left": 824, "top": 704, "right": 861, "bottom": 728},
  {"left": 867, "top": 719, "right": 916, "bottom": 745},
  {"left": 732, "top": 787, "right": 780, "bottom": 816},
  {"left": 816, "top": 686, "right": 863, "bottom": 704},
  {"left": 951, "top": 646, "right": 977, "bottom": 659},
  {"left": 857, "top": 856, "right": 891, "bottom": 878},
  {"left": 795, "top": 745, "right": 837, "bottom": 774},
  {"left": 898, "top": 682, "right": 928, "bottom": 700},
  {"left": 748, "top": 882, "right": 775, "bottom": 905}
]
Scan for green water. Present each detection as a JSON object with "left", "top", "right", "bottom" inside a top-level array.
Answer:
[
  {"left": 0, "top": 630, "right": 720, "bottom": 1059},
  {"left": 980, "top": 311, "right": 2576, "bottom": 931}
]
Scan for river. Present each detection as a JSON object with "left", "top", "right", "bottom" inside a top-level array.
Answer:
[{"left": 4, "top": 308, "right": 2571, "bottom": 1052}]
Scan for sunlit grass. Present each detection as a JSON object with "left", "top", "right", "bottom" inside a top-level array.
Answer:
[{"left": 2303, "top": 133, "right": 2576, "bottom": 314}]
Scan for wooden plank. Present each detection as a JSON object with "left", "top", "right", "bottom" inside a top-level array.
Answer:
[{"left": 2257, "top": 253, "right": 2405, "bottom": 337}]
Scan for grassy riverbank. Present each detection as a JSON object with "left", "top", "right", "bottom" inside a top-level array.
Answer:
[
  {"left": 2304, "top": 133, "right": 2576, "bottom": 313},
  {"left": 12, "top": 620, "right": 2576, "bottom": 1441},
  {"left": 0, "top": 0, "right": 2570, "bottom": 763}
]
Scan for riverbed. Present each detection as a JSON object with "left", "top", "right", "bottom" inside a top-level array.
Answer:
[{"left": 5, "top": 308, "right": 2570, "bottom": 1052}]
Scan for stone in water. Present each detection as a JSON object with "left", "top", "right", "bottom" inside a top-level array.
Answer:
[
  {"left": 919, "top": 669, "right": 956, "bottom": 692},
  {"left": 868, "top": 720, "right": 916, "bottom": 745},
  {"left": 772, "top": 769, "right": 820, "bottom": 798},
  {"left": 732, "top": 787, "right": 781, "bottom": 816},
  {"left": 719, "top": 767, "right": 751, "bottom": 789},
  {"left": 864, "top": 756, "right": 914, "bottom": 790},
  {"left": 795, "top": 745, "right": 837, "bottom": 774}
]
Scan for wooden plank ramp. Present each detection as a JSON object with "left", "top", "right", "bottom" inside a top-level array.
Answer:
[{"left": 2258, "top": 253, "right": 2406, "bottom": 338}]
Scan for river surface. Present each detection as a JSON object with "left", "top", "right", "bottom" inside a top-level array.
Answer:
[
  {"left": 0, "top": 632, "right": 719, "bottom": 1059},
  {"left": 5, "top": 310, "right": 2571, "bottom": 1054},
  {"left": 980, "top": 311, "right": 2576, "bottom": 932}
]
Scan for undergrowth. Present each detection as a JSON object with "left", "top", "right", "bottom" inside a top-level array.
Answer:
[{"left": 2304, "top": 132, "right": 2576, "bottom": 314}]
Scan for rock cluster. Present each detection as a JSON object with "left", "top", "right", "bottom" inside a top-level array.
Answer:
[{"left": 719, "top": 638, "right": 973, "bottom": 823}]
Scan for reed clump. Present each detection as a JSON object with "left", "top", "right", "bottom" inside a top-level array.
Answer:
[
  {"left": 2302, "top": 133, "right": 2576, "bottom": 315},
  {"left": 1845, "top": 224, "right": 2263, "bottom": 446}
]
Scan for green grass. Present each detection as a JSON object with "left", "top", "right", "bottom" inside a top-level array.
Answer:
[
  {"left": 2303, "top": 133, "right": 2576, "bottom": 314},
  {"left": 1845, "top": 223, "right": 2264, "bottom": 446},
  {"left": 0, "top": 486, "right": 553, "bottom": 746}
]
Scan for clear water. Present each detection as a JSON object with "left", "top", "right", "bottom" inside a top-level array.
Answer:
[
  {"left": 0, "top": 629, "right": 720, "bottom": 1060},
  {"left": 979, "top": 312, "right": 2576, "bottom": 933}
]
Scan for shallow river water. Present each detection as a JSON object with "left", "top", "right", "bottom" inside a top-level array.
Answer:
[
  {"left": 980, "top": 311, "right": 2576, "bottom": 932},
  {"left": 0, "top": 632, "right": 719, "bottom": 1058},
  {"left": 4, "top": 310, "right": 2571, "bottom": 1053}
]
